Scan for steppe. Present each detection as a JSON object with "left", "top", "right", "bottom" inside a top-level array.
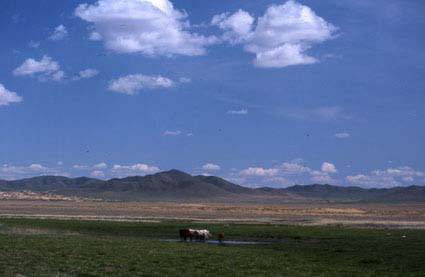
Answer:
[{"left": 1, "top": 200, "right": 425, "bottom": 228}]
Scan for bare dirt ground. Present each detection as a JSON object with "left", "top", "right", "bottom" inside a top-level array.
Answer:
[{"left": 1, "top": 200, "right": 425, "bottom": 228}]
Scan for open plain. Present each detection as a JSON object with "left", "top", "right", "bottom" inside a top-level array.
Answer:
[{"left": 1, "top": 200, "right": 425, "bottom": 229}]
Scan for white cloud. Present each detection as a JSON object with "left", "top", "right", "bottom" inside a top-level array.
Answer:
[
  {"left": 88, "top": 31, "right": 102, "bottom": 41},
  {"left": 0, "top": 164, "right": 67, "bottom": 180},
  {"left": 112, "top": 163, "right": 160, "bottom": 176},
  {"left": 280, "top": 162, "right": 311, "bottom": 174},
  {"left": 402, "top": 176, "right": 414, "bottom": 182},
  {"left": 0, "top": 84, "right": 22, "bottom": 107},
  {"left": 90, "top": 170, "right": 105, "bottom": 178},
  {"left": 49, "top": 24, "right": 68, "bottom": 41},
  {"left": 310, "top": 170, "right": 333, "bottom": 183},
  {"left": 346, "top": 174, "right": 400, "bottom": 188},
  {"left": 237, "top": 160, "right": 337, "bottom": 187},
  {"left": 240, "top": 167, "right": 279, "bottom": 176},
  {"left": 321, "top": 162, "right": 337, "bottom": 173},
  {"left": 13, "top": 55, "right": 65, "bottom": 81},
  {"left": 265, "top": 176, "right": 293, "bottom": 187},
  {"left": 212, "top": 0, "right": 336, "bottom": 68},
  {"left": 212, "top": 9, "right": 254, "bottom": 44},
  {"left": 202, "top": 163, "right": 221, "bottom": 171},
  {"left": 29, "top": 164, "right": 46, "bottom": 171},
  {"left": 74, "top": 69, "right": 99, "bottom": 80},
  {"left": 254, "top": 44, "right": 317, "bottom": 68},
  {"left": 109, "top": 74, "right": 174, "bottom": 95},
  {"left": 372, "top": 166, "right": 425, "bottom": 178},
  {"left": 284, "top": 106, "right": 351, "bottom": 121},
  {"left": 335, "top": 132, "right": 350, "bottom": 139},
  {"left": 178, "top": 77, "right": 192, "bottom": 83},
  {"left": 75, "top": 0, "right": 217, "bottom": 56},
  {"left": 163, "top": 130, "right": 182, "bottom": 136},
  {"left": 79, "top": 69, "right": 99, "bottom": 79},
  {"left": 29, "top": 41, "right": 40, "bottom": 48},
  {"left": 93, "top": 162, "right": 107, "bottom": 170},
  {"left": 73, "top": 165, "right": 89, "bottom": 170},
  {"left": 227, "top": 109, "right": 248, "bottom": 115},
  {"left": 346, "top": 166, "right": 425, "bottom": 188}
]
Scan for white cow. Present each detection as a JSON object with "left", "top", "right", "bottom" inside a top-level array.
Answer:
[{"left": 194, "top": 229, "right": 211, "bottom": 241}]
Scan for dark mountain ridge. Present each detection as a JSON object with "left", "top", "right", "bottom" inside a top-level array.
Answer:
[{"left": 0, "top": 170, "right": 424, "bottom": 202}]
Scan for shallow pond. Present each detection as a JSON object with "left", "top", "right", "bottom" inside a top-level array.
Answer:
[{"left": 158, "top": 239, "right": 268, "bottom": 245}]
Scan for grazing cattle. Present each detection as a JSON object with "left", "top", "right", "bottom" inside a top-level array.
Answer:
[
  {"left": 218, "top": 232, "right": 224, "bottom": 243},
  {"left": 179, "top": 229, "right": 211, "bottom": 242},
  {"left": 179, "top": 229, "right": 195, "bottom": 242},
  {"left": 194, "top": 229, "right": 211, "bottom": 241}
]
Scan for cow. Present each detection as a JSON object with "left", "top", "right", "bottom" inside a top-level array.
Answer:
[
  {"left": 179, "top": 229, "right": 211, "bottom": 242},
  {"left": 218, "top": 232, "right": 224, "bottom": 243},
  {"left": 193, "top": 229, "right": 211, "bottom": 241},
  {"left": 179, "top": 229, "right": 195, "bottom": 242}
]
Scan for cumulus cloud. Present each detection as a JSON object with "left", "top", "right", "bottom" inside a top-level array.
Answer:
[
  {"left": 236, "top": 160, "right": 339, "bottom": 187},
  {"left": 112, "top": 163, "right": 160, "bottom": 176},
  {"left": 346, "top": 166, "right": 425, "bottom": 188},
  {"left": 29, "top": 41, "right": 40, "bottom": 48},
  {"left": 335, "top": 132, "right": 350, "bottom": 139},
  {"left": 49, "top": 25, "right": 68, "bottom": 41},
  {"left": 0, "top": 84, "right": 22, "bottom": 107},
  {"left": 310, "top": 170, "right": 333, "bottom": 183},
  {"left": 75, "top": 0, "right": 217, "bottom": 56},
  {"left": 178, "top": 77, "right": 192, "bottom": 83},
  {"left": 13, "top": 55, "right": 65, "bottom": 81},
  {"left": 346, "top": 174, "right": 400, "bottom": 188},
  {"left": 280, "top": 162, "right": 311, "bottom": 174},
  {"left": 90, "top": 170, "right": 105, "bottom": 178},
  {"left": 88, "top": 31, "right": 102, "bottom": 41},
  {"left": 284, "top": 106, "right": 351, "bottom": 121},
  {"left": 163, "top": 130, "right": 182, "bottom": 136},
  {"left": 0, "top": 164, "right": 68, "bottom": 180},
  {"left": 240, "top": 167, "right": 279, "bottom": 176},
  {"left": 321, "top": 162, "right": 337, "bottom": 173},
  {"left": 202, "top": 163, "right": 221, "bottom": 171},
  {"left": 73, "top": 165, "right": 89, "bottom": 170},
  {"left": 227, "top": 109, "right": 248, "bottom": 115},
  {"left": 109, "top": 74, "right": 174, "bottom": 95},
  {"left": 29, "top": 163, "right": 46, "bottom": 171},
  {"left": 212, "top": 0, "right": 336, "bottom": 68},
  {"left": 73, "top": 69, "right": 99, "bottom": 80},
  {"left": 212, "top": 9, "right": 254, "bottom": 44},
  {"left": 93, "top": 162, "right": 108, "bottom": 170}
]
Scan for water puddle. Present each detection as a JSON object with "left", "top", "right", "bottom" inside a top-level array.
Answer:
[{"left": 158, "top": 239, "right": 268, "bottom": 245}]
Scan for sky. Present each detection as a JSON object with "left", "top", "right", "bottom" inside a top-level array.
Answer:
[{"left": 0, "top": 0, "right": 424, "bottom": 188}]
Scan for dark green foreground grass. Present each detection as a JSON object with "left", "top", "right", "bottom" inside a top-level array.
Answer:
[{"left": 0, "top": 218, "right": 424, "bottom": 276}]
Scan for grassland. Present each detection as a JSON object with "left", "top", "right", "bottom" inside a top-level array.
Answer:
[
  {"left": 2, "top": 200, "right": 425, "bottom": 228},
  {"left": 0, "top": 218, "right": 425, "bottom": 276}
]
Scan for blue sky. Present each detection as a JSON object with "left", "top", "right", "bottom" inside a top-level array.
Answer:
[{"left": 0, "top": 0, "right": 424, "bottom": 188}]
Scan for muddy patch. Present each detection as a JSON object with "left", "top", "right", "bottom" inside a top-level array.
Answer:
[{"left": 158, "top": 239, "right": 270, "bottom": 245}]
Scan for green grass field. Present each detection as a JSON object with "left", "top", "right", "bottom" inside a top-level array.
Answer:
[{"left": 0, "top": 218, "right": 424, "bottom": 276}]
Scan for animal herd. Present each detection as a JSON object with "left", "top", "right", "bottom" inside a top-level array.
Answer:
[{"left": 179, "top": 228, "right": 213, "bottom": 242}]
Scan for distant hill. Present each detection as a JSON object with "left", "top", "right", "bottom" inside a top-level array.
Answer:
[
  {"left": 282, "top": 184, "right": 425, "bottom": 202},
  {"left": 0, "top": 170, "right": 424, "bottom": 202},
  {"left": 0, "top": 170, "right": 278, "bottom": 201}
]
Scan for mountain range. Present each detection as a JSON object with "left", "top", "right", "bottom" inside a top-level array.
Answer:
[{"left": 0, "top": 169, "right": 424, "bottom": 202}]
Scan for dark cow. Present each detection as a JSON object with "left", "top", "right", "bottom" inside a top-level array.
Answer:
[
  {"left": 218, "top": 232, "right": 224, "bottom": 243},
  {"left": 179, "top": 229, "right": 194, "bottom": 242}
]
